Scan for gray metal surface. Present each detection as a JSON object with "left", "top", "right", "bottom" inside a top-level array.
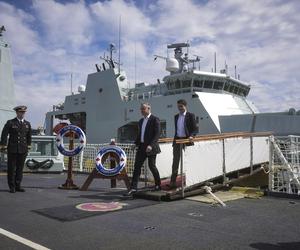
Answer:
[{"left": 0, "top": 174, "right": 300, "bottom": 250}]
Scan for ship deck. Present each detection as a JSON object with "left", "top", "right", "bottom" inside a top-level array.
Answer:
[{"left": 0, "top": 173, "right": 299, "bottom": 250}]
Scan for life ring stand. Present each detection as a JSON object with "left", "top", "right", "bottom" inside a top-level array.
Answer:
[
  {"left": 56, "top": 125, "right": 86, "bottom": 157},
  {"left": 95, "top": 146, "right": 127, "bottom": 177}
]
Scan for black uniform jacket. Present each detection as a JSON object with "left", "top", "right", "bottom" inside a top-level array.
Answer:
[
  {"left": 173, "top": 112, "right": 198, "bottom": 146},
  {"left": 135, "top": 114, "right": 161, "bottom": 155},
  {"left": 0, "top": 118, "right": 32, "bottom": 154}
]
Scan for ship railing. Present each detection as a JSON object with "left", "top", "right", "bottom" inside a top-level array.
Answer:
[
  {"left": 64, "top": 143, "right": 141, "bottom": 178},
  {"left": 66, "top": 132, "right": 272, "bottom": 193},
  {"left": 269, "top": 135, "right": 300, "bottom": 195}
]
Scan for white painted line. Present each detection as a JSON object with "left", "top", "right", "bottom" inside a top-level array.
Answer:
[{"left": 0, "top": 228, "right": 51, "bottom": 250}]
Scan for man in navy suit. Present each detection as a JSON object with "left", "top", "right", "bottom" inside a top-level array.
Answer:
[
  {"left": 127, "top": 103, "right": 161, "bottom": 195},
  {"left": 169, "top": 99, "right": 197, "bottom": 189}
]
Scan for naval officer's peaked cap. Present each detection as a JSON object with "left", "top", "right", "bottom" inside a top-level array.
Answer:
[{"left": 13, "top": 105, "right": 27, "bottom": 112}]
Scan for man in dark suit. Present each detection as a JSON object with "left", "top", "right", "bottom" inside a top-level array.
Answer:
[
  {"left": 127, "top": 103, "right": 161, "bottom": 195},
  {"left": 169, "top": 99, "right": 197, "bottom": 189},
  {"left": 0, "top": 105, "right": 32, "bottom": 193}
]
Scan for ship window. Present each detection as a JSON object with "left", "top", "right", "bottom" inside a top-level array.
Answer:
[
  {"left": 182, "top": 80, "right": 191, "bottom": 88},
  {"left": 138, "top": 94, "right": 143, "bottom": 100},
  {"left": 224, "top": 82, "right": 230, "bottom": 91},
  {"left": 203, "top": 80, "right": 213, "bottom": 89},
  {"left": 99, "top": 88, "right": 103, "bottom": 93},
  {"left": 229, "top": 84, "right": 235, "bottom": 93},
  {"left": 175, "top": 79, "right": 181, "bottom": 89},
  {"left": 234, "top": 86, "right": 239, "bottom": 94},
  {"left": 193, "top": 80, "right": 202, "bottom": 88},
  {"left": 168, "top": 81, "right": 176, "bottom": 90},
  {"left": 213, "top": 81, "right": 223, "bottom": 90}
]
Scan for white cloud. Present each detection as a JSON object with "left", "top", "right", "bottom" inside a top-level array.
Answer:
[
  {"left": 89, "top": 0, "right": 153, "bottom": 42},
  {"left": 1, "top": 0, "right": 300, "bottom": 127},
  {"left": 32, "top": 0, "right": 93, "bottom": 50},
  {"left": 0, "top": 2, "right": 40, "bottom": 55}
]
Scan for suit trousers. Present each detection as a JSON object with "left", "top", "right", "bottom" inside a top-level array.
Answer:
[
  {"left": 131, "top": 148, "right": 161, "bottom": 189},
  {"left": 170, "top": 143, "right": 185, "bottom": 184},
  {"left": 7, "top": 152, "right": 27, "bottom": 189}
]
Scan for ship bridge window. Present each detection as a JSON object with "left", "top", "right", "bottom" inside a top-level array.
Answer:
[
  {"left": 193, "top": 80, "right": 203, "bottom": 88},
  {"left": 175, "top": 79, "right": 181, "bottom": 89},
  {"left": 167, "top": 81, "right": 176, "bottom": 90},
  {"left": 182, "top": 80, "right": 191, "bottom": 88},
  {"left": 203, "top": 80, "right": 213, "bottom": 89},
  {"left": 213, "top": 81, "right": 224, "bottom": 90},
  {"left": 224, "top": 82, "right": 230, "bottom": 91},
  {"left": 229, "top": 84, "right": 235, "bottom": 93}
]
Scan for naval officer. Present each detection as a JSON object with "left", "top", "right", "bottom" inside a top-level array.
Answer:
[
  {"left": 126, "top": 103, "right": 161, "bottom": 195},
  {"left": 0, "top": 106, "right": 32, "bottom": 193}
]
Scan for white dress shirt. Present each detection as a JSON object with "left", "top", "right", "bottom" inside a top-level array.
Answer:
[
  {"left": 176, "top": 111, "right": 187, "bottom": 137},
  {"left": 141, "top": 113, "right": 151, "bottom": 143},
  {"left": 17, "top": 118, "right": 24, "bottom": 124}
]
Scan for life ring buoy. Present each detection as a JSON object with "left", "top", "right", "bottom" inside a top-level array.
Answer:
[
  {"left": 56, "top": 125, "right": 86, "bottom": 157},
  {"left": 95, "top": 146, "right": 127, "bottom": 176}
]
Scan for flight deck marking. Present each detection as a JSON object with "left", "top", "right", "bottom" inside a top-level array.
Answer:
[{"left": 0, "top": 227, "right": 50, "bottom": 250}]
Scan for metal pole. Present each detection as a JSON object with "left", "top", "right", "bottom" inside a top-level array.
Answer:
[
  {"left": 79, "top": 150, "right": 84, "bottom": 172},
  {"left": 222, "top": 139, "right": 226, "bottom": 183},
  {"left": 268, "top": 136, "right": 274, "bottom": 192},
  {"left": 180, "top": 143, "right": 184, "bottom": 198},
  {"left": 250, "top": 136, "right": 253, "bottom": 174}
]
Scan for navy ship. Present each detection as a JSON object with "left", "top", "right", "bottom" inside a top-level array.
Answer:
[{"left": 44, "top": 42, "right": 300, "bottom": 143}]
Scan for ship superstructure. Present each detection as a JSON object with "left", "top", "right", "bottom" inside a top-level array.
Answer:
[
  {"left": 45, "top": 42, "right": 300, "bottom": 143},
  {"left": 0, "top": 26, "right": 15, "bottom": 130}
]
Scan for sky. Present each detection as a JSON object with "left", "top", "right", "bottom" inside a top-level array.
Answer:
[{"left": 0, "top": 0, "right": 299, "bottom": 128}]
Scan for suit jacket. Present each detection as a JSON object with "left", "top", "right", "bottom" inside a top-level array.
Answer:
[
  {"left": 0, "top": 118, "right": 32, "bottom": 154},
  {"left": 135, "top": 114, "right": 161, "bottom": 155},
  {"left": 173, "top": 112, "right": 197, "bottom": 146}
]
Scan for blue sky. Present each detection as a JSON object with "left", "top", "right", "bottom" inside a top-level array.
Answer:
[{"left": 0, "top": 0, "right": 299, "bottom": 127}]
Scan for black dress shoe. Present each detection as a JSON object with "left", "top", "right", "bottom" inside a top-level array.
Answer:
[
  {"left": 16, "top": 188, "right": 25, "bottom": 192},
  {"left": 166, "top": 183, "right": 177, "bottom": 190},
  {"left": 9, "top": 188, "right": 16, "bottom": 193},
  {"left": 123, "top": 189, "right": 137, "bottom": 196}
]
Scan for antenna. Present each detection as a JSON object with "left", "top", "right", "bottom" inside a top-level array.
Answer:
[
  {"left": 118, "top": 16, "right": 121, "bottom": 74},
  {"left": 134, "top": 41, "right": 137, "bottom": 85},
  {"left": 234, "top": 65, "right": 237, "bottom": 78},
  {"left": 70, "top": 73, "right": 73, "bottom": 95},
  {"left": 214, "top": 52, "right": 217, "bottom": 73},
  {"left": 225, "top": 60, "right": 228, "bottom": 75},
  {"left": 0, "top": 25, "right": 5, "bottom": 36}
]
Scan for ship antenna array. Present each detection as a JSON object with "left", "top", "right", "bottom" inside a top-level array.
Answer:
[{"left": 0, "top": 25, "right": 5, "bottom": 36}]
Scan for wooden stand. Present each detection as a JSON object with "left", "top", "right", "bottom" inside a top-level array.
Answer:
[
  {"left": 80, "top": 168, "right": 130, "bottom": 191},
  {"left": 59, "top": 132, "right": 79, "bottom": 190},
  {"left": 80, "top": 141, "right": 130, "bottom": 191}
]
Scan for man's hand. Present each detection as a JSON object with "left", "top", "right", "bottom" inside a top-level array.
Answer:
[{"left": 146, "top": 145, "right": 152, "bottom": 153}]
